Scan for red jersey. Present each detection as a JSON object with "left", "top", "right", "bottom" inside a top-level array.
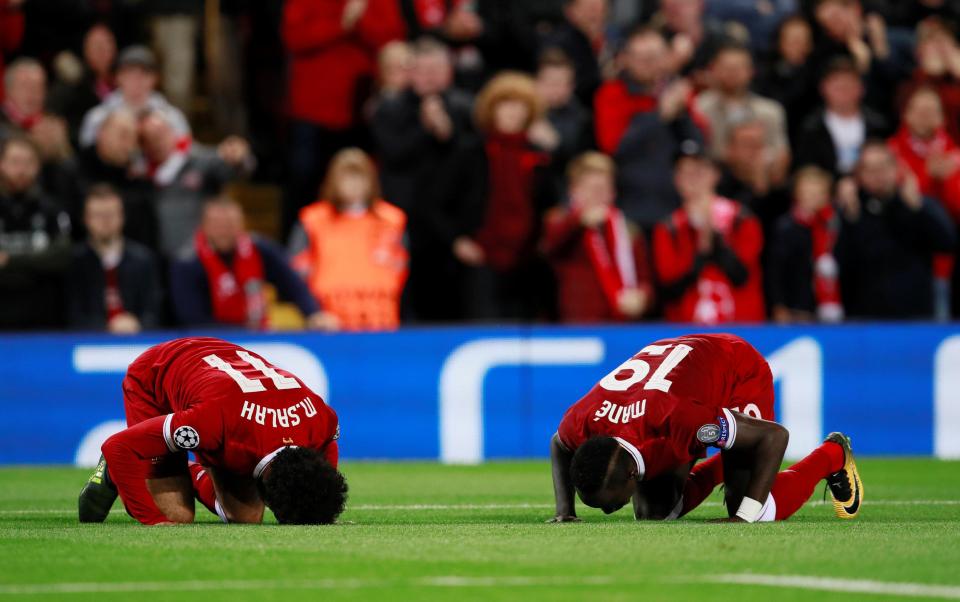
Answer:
[
  {"left": 557, "top": 333, "right": 774, "bottom": 481},
  {"left": 102, "top": 337, "right": 339, "bottom": 524}
]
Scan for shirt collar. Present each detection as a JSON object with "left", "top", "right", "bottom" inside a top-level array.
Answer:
[
  {"left": 612, "top": 437, "right": 645, "bottom": 480},
  {"left": 252, "top": 446, "right": 296, "bottom": 479}
]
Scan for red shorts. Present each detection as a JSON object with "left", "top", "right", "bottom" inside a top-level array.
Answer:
[{"left": 122, "top": 345, "right": 187, "bottom": 479}]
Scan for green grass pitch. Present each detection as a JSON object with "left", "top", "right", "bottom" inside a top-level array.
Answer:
[{"left": 1, "top": 459, "right": 958, "bottom": 601}]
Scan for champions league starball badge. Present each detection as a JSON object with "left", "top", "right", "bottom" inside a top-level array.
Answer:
[{"left": 173, "top": 426, "right": 200, "bottom": 450}]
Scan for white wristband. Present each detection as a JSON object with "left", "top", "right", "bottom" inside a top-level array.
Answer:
[{"left": 736, "top": 497, "right": 763, "bottom": 523}]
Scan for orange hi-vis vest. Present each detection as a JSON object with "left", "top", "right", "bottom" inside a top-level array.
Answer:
[{"left": 297, "top": 199, "right": 408, "bottom": 331}]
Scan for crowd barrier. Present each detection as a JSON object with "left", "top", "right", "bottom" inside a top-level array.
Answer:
[{"left": 1, "top": 324, "right": 958, "bottom": 466}]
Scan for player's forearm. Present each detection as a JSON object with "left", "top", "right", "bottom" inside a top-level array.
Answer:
[
  {"left": 101, "top": 418, "right": 176, "bottom": 525},
  {"left": 550, "top": 434, "right": 576, "bottom": 517},
  {"left": 743, "top": 424, "right": 789, "bottom": 513}
]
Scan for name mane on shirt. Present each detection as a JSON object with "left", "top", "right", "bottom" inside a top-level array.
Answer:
[
  {"left": 240, "top": 398, "right": 317, "bottom": 428},
  {"left": 593, "top": 399, "right": 646, "bottom": 424}
]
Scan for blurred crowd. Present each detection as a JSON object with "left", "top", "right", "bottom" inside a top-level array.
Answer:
[{"left": 2, "top": 0, "right": 960, "bottom": 333}]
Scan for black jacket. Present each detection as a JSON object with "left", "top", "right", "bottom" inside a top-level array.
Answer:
[
  {"left": 836, "top": 192, "right": 956, "bottom": 319},
  {"left": 77, "top": 148, "right": 159, "bottom": 251},
  {"left": 794, "top": 108, "right": 890, "bottom": 175},
  {"left": 67, "top": 240, "right": 163, "bottom": 330},
  {"left": 541, "top": 21, "right": 601, "bottom": 108},
  {"left": 371, "top": 87, "right": 475, "bottom": 232},
  {"left": 0, "top": 187, "right": 72, "bottom": 329},
  {"left": 766, "top": 214, "right": 820, "bottom": 314}
]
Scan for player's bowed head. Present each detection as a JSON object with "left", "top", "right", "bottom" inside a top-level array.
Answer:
[
  {"left": 257, "top": 447, "right": 348, "bottom": 524},
  {"left": 570, "top": 437, "right": 638, "bottom": 515}
]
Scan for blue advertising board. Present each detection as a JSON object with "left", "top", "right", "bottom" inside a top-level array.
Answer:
[{"left": 1, "top": 324, "right": 959, "bottom": 466}]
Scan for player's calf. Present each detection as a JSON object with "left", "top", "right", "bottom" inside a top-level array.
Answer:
[{"left": 146, "top": 475, "right": 196, "bottom": 523}]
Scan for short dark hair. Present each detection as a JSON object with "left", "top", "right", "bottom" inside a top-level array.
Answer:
[
  {"left": 85, "top": 182, "right": 121, "bottom": 203},
  {"left": 259, "top": 447, "right": 348, "bottom": 525},
  {"left": 623, "top": 25, "right": 666, "bottom": 47},
  {"left": 712, "top": 40, "right": 752, "bottom": 63},
  {"left": 858, "top": 138, "right": 894, "bottom": 162},
  {"left": 538, "top": 47, "right": 574, "bottom": 72},
  {"left": 570, "top": 437, "right": 621, "bottom": 496},
  {"left": 821, "top": 56, "right": 861, "bottom": 81}
]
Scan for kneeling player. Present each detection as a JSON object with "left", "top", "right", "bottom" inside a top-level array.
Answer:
[
  {"left": 78, "top": 337, "right": 347, "bottom": 525},
  {"left": 549, "top": 333, "right": 863, "bottom": 523}
]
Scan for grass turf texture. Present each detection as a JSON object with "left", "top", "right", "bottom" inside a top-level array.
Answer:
[{"left": 0, "top": 460, "right": 958, "bottom": 601}]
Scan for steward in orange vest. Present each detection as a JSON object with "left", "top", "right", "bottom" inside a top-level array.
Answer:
[{"left": 293, "top": 199, "right": 408, "bottom": 331}]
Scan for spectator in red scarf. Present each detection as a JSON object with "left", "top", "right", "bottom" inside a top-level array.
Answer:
[
  {"left": 889, "top": 87, "right": 960, "bottom": 219},
  {"left": 456, "top": 71, "right": 554, "bottom": 320},
  {"left": 767, "top": 166, "right": 844, "bottom": 324},
  {"left": 652, "top": 140, "right": 765, "bottom": 324},
  {"left": 542, "top": 151, "right": 652, "bottom": 323},
  {"left": 888, "top": 86, "right": 960, "bottom": 318},
  {"left": 0, "top": 0, "right": 25, "bottom": 104},
  {"left": 0, "top": 58, "right": 71, "bottom": 165},
  {"left": 1, "top": 57, "right": 77, "bottom": 214},
  {"left": 281, "top": 0, "right": 405, "bottom": 235},
  {"left": 897, "top": 19, "right": 960, "bottom": 142},
  {"left": 137, "top": 108, "right": 254, "bottom": 258},
  {"left": 594, "top": 27, "right": 705, "bottom": 229},
  {"left": 170, "top": 196, "right": 328, "bottom": 330}
]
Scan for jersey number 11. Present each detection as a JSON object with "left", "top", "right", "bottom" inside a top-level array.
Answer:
[{"left": 203, "top": 351, "right": 302, "bottom": 393}]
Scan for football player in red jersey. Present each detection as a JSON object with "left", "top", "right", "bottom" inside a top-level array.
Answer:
[
  {"left": 549, "top": 333, "right": 863, "bottom": 523},
  {"left": 78, "top": 337, "right": 346, "bottom": 525}
]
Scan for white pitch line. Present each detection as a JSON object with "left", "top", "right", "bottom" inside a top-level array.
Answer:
[
  {"left": 3, "top": 574, "right": 960, "bottom": 597},
  {"left": 0, "top": 575, "right": 622, "bottom": 595},
  {"left": 349, "top": 503, "right": 554, "bottom": 510},
  {"left": 706, "top": 574, "right": 960, "bottom": 600},
  {"left": 1, "top": 499, "right": 959, "bottom": 516}
]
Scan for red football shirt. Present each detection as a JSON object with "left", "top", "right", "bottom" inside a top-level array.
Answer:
[
  {"left": 557, "top": 333, "right": 774, "bottom": 480},
  {"left": 102, "top": 337, "right": 339, "bottom": 524}
]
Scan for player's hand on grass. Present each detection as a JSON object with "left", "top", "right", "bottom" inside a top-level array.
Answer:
[{"left": 546, "top": 515, "right": 581, "bottom": 523}]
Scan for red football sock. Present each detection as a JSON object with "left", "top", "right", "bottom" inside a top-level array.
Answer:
[
  {"left": 772, "top": 441, "right": 845, "bottom": 520},
  {"left": 680, "top": 454, "right": 724, "bottom": 516},
  {"left": 188, "top": 462, "right": 218, "bottom": 516}
]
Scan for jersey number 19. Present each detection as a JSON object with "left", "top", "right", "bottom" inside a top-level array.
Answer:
[{"left": 599, "top": 344, "right": 693, "bottom": 393}]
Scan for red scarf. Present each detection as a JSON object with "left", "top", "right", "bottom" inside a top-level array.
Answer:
[
  {"left": 2, "top": 99, "right": 41, "bottom": 130},
  {"left": 888, "top": 126, "right": 959, "bottom": 280},
  {"left": 583, "top": 208, "right": 637, "bottom": 319},
  {"left": 668, "top": 197, "right": 742, "bottom": 324},
  {"left": 195, "top": 230, "right": 268, "bottom": 328},
  {"left": 793, "top": 205, "right": 843, "bottom": 322},
  {"left": 888, "top": 125, "right": 957, "bottom": 196}
]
